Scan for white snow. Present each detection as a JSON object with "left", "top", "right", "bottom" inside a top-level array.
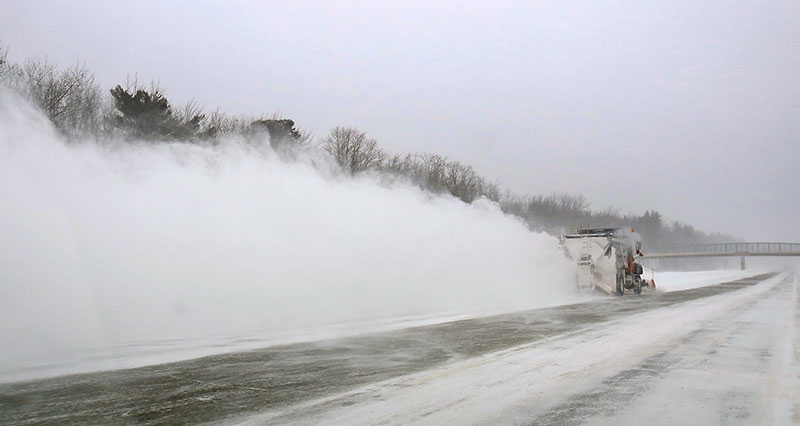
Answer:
[
  {"left": 649, "top": 268, "right": 766, "bottom": 292},
  {"left": 0, "top": 311, "right": 497, "bottom": 384},
  {"left": 234, "top": 272, "right": 796, "bottom": 425},
  {"left": 0, "top": 269, "right": 760, "bottom": 384}
]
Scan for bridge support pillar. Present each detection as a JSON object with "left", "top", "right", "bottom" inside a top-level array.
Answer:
[{"left": 740, "top": 256, "right": 746, "bottom": 270}]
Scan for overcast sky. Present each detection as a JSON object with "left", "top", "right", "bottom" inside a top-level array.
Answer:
[{"left": 2, "top": 0, "right": 798, "bottom": 241}]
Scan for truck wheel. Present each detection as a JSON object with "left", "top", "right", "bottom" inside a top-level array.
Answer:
[
  {"left": 634, "top": 281, "right": 642, "bottom": 294},
  {"left": 616, "top": 272, "right": 624, "bottom": 296}
]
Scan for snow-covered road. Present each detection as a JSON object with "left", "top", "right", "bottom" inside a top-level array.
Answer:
[
  {"left": 240, "top": 272, "right": 796, "bottom": 426},
  {"left": 1, "top": 272, "right": 795, "bottom": 425}
]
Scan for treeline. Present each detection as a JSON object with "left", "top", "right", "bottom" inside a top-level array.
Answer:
[
  {"left": 502, "top": 196, "right": 735, "bottom": 249},
  {"left": 0, "top": 43, "right": 736, "bottom": 249}
]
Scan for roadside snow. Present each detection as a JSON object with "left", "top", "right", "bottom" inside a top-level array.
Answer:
[
  {"left": 236, "top": 273, "right": 793, "bottom": 426},
  {"left": 648, "top": 268, "right": 764, "bottom": 292},
  {"left": 0, "top": 270, "right": 760, "bottom": 383},
  {"left": 0, "top": 311, "right": 489, "bottom": 384}
]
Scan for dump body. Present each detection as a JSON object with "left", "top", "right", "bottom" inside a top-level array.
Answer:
[{"left": 560, "top": 228, "right": 647, "bottom": 295}]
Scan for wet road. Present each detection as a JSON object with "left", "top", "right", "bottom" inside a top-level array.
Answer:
[{"left": 0, "top": 272, "right": 788, "bottom": 425}]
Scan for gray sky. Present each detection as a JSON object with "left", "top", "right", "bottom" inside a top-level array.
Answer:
[{"left": 2, "top": 0, "right": 799, "bottom": 241}]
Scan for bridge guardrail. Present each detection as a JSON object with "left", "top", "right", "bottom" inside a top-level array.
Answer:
[{"left": 649, "top": 242, "right": 800, "bottom": 255}]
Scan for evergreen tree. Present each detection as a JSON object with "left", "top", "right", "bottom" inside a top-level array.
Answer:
[{"left": 109, "top": 85, "right": 203, "bottom": 140}]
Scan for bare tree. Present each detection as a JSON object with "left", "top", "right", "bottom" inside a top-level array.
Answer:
[
  {"left": 442, "top": 161, "right": 483, "bottom": 202},
  {"left": 20, "top": 58, "right": 102, "bottom": 135},
  {"left": 198, "top": 110, "right": 250, "bottom": 138},
  {"left": 173, "top": 100, "right": 204, "bottom": 126},
  {"left": 293, "top": 125, "right": 314, "bottom": 146},
  {"left": 418, "top": 154, "right": 448, "bottom": 192},
  {"left": 381, "top": 153, "right": 417, "bottom": 176},
  {"left": 481, "top": 181, "right": 501, "bottom": 202},
  {"left": 377, "top": 153, "right": 499, "bottom": 202},
  {"left": 322, "top": 126, "right": 385, "bottom": 174},
  {"left": 0, "top": 42, "right": 11, "bottom": 79}
]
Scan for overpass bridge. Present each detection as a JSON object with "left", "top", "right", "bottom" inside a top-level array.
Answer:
[{"left": 645, "top": 242, "right": 800, "bottom": 270}]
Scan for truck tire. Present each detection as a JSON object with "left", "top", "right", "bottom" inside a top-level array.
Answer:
[
  {"left": 616, "top": 271, "right": 624, "bottom": 296},
  {"left": 634, "top": 281, "right": 642, "bottom": 294}
]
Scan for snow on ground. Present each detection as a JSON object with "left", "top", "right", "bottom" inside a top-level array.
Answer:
[
  {"left": 649, "top": 268, "right": 765, "bottom": 292},
  {"left": 0, "top": 269, "right": 755, "bottom": 384},
  {"left": 0, "top": 311, "right": 493, "bottom": 384},
  {"left": 236, "top": 272, "right": 796, "bottom": 425},
  {"left": 0, "top": 299, "right": 594, "bottom": 384}
]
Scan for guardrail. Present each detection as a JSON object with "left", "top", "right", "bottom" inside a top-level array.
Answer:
[{"left": 649, "top": 242, "right": 800, "bottom": 255}]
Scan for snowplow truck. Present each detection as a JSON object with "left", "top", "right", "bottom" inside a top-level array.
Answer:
[{"left": 559, "top": 228, "right": 649, "bottom": 296}]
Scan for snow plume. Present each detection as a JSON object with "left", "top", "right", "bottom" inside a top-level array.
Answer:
[{"left": 0, "top": 90, "right": 575, "bottom": 379}]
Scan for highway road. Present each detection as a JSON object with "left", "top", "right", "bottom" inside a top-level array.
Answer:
[{"left": 1, "top": 272, "right": 796, "bottom": 425}]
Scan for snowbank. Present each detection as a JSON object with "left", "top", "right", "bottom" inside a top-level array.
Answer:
[{"left": 649, "top": 269, "right": 765, "bottom": 292}]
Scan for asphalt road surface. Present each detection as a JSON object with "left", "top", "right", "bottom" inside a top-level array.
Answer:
[{"left": 1, "top": 272, "right": 796, "bottom": 425}]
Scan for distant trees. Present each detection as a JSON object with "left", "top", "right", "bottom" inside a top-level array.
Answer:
[
  {"left": 0, "top": 43, "right": 9, "bottom": 78},
  {"left": 501, "top": 193, "right": 593, "bottom": 234},
  {"left": 247, "top": 118, "right": 304, "bottom": 148},
  {"left": 0, "top": 51, "right": 103, "bottom": 136},
  {"left": 22, "top": 61, "right": 102, "bottom": 135},
  {"left": 319, "top": 128, "right": 499, "bottom": 203},
  {"left": 500, "top": 195, "right": 736, "bottom": 249},
  {"left": 198, "top": 110, "right": 244, "bottom": 138},
  {"left": 322, "top": 126, "right": 385, "bottom": 174},
  {"left": 0, "top": 40, "right": 737, "bottom": 249},
  {"left": 108, "top": 83, "right": 204, "bottom": 140},
  {"left": 634, "top": 210, "right": 664, "bottom": 247},
  {"left": 402, "top": 155, "right": 500, "bottom": 203},
  {"left": 0, "top": 42, "right": 19, "bottom": 82}
]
